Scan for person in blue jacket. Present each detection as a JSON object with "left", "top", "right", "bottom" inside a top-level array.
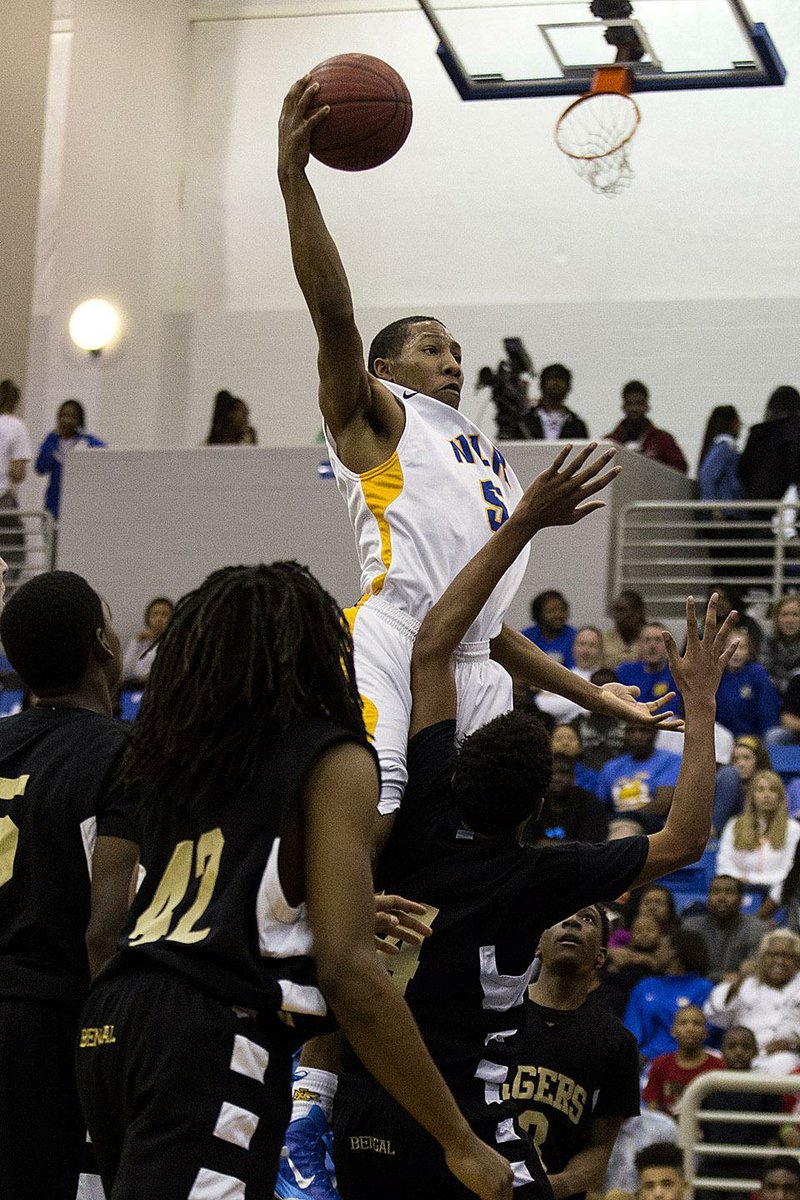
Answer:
[
  {"left": 716, "top": 628, "right": 781, "bottom": 738},
  {"left": 522, "top": 588, "right": 577, "bottom": 667},
  {"left": 698, "top": 406, "right": 743, "bottom": 510},
  {"left": 624, "top": 929, "right": 714, "bottom": 1064},
  {"left": 35, "top": 400, "right": 105, "bottom": 521}
]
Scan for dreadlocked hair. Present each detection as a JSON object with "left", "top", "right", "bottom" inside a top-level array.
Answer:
[{"left": 118, "top": 562, "right": 365, "bottom": 816}]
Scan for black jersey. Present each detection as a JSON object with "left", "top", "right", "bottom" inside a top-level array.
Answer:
[
  {"left": 114, "top": 719, "right": 377, "bottom": 1039},
  {"left": 368, "top": 722, "right": 649, "bottom": 1095},
  {"left": 0, "top": 707, "right": 134, "bottom": 1006},
  {"left": 508, "top": 998, "right": 641, "bottom": 1199}
]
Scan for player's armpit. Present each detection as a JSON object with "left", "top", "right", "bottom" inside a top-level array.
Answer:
[{"left": 86, "top": 835, "right": 139, "bottom": 978}]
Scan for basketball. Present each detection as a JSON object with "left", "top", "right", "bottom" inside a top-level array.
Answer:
[{"left": 308, "top": 53, "right": 413, "bottom": 172}]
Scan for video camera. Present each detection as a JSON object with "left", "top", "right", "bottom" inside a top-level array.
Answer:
[{"left": 476, "top": 337, "right": 535, "bottom": 440}]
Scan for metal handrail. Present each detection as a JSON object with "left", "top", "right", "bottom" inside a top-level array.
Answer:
[
  {"left": 678, "top": 1070, "right": 800, "bottom": 1192},
  {"left": 614, "top": 499, "right": 799, "bottom": 615},
  {"left": 0, "top": 510, "right": 56, "bottom": 577}
]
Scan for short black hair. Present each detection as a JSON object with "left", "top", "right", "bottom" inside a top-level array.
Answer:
[
  {"left": 590, "top": 667, "right": 617, "bottom": 686},
  {"left": 622, "top": 380, "right": 649, "bottom": 401},
  {"left": 711, "top": 873, "right": 743, "bottom": 894},
  {"left": 667, "top": 928, "right": 709, "bottom": 976},
  {"left": 540, "top": 363, "right": 572, "bottom": 388},
  {"left": 635, "top": 1143, "right": 684, "bottom": 1175},
  {"left": 531, "top": 589, "right": 569, "bottom": 625},
  {"left": 761, "top": 1157, "right": 800, "bottom": 1185},
  {"left": 367, "top": 316, "right": 440, "bottom": 375},
  {"left": 0, "top": 571, "right": 104, "bottom": 693},
  {"left": 452, "top": 710, "right": 552, "bottom": 836},
  {"left": 58, "top": 398, "right": 86, "bottom": 427}
]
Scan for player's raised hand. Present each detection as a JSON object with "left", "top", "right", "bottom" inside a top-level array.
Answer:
[
  {"left": 278, "top": 76, "right": 330, "bottom": 175},
  {"left": 374, "top": 893, "right": 432, "bottom": 955},
  {"left": 596, "top": 680, "right": 682, "bottom": 730},
  {"left": 511, "top": 443, "right": 620, "bottom": 533},
  {"left": 444, "top": 1132, "right": 513, "bottom": 1200},
  {"left": 662, "top": 593, "right": 738, "bottom": 707}
]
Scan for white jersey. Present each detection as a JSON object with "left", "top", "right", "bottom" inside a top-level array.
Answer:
[{"left": 325, "top": 380, "right": 529, "bottom": 642}]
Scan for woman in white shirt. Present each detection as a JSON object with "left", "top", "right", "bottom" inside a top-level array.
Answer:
[
  {"left": 0, "top": 380, "right": 33, "bottom": 586},
  {"left": 716, "top": 769, "right": 800, "bottom": 918}
]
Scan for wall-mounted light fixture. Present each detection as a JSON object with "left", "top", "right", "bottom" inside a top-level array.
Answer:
[{"left": 68, "top": 299, "right": 122, "bottom": 356}]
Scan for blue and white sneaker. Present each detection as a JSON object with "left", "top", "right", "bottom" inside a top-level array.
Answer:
[{"left": 274, "top": 1104, "right": 341, "bottom": 1199}]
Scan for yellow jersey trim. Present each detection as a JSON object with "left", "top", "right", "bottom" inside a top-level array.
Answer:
[{"left": 359, "top": 452, "right": 405, "bottom": 599}]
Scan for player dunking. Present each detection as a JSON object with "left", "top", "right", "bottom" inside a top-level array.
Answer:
[
  {"left": 279, "top": 75, "right": 666, "bottom": 820},
  {"left": 277, "top": 75, "right": 675, "bottom": 1199},
  {"left": 75, "top": 563, "right": 513, "bottom": 1200}
]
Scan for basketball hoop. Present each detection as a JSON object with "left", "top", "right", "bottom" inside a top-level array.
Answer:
[{"left": 555, "top": 67, "right": 640, "bottom": 197}]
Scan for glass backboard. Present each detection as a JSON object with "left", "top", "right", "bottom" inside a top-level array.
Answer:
[{"left": 417, "top": 0, "right": 786, "bottom": 98}]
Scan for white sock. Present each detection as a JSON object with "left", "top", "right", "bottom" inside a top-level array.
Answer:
[{"left": 290, "top": 1066, "right": 338, "bottom": 1124}]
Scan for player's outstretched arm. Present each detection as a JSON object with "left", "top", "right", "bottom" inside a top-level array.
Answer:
[
  {"left": 277, "top": 77, "right": 402, "bottom": 452},
  {"left": 304, "top": 741, "right": 513, "bottom": 1200},
  {"left": 629, "top": 593, "right": 738, "bottom": 888},
  {"left": 491, "top": 626, "right": 681, "bottom": 729},
  {"left": 411, "top": 444, "right": 619, "bottom": 734}
]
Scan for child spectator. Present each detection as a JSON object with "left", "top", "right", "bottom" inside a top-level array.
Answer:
[
  {"left": 716, "top": 770, "right": 800, "bottom": 917},
  {"left": 762, "top": 596, "right": 800, "bottom": 695},
  {"left": 698, "top": 1026, "right": 786, "bottom": 1200},
  {"left": 624, "top": 930, "right": 714, "bottom": 1065},
  {"left": 521, "top": 589, "right": 576, "bottom": 666},
  {"left": 0, "top": 379, "right": 32, "bottom": 586},
  {"left": 596, "top": 726, "right": 682, "bottom": 835},
  {"left": 121, "top": 596, "right": 174, "bottom": 683},
  {"left": 716, "top": 630, "right": 781, "bottom": 738},
  {"left": 643, "top": 1005, "right": 723, "bottom": 1116},
  {"left": 756, "top": 1157, "right": 800, "bottom": 1200},
  {"left": 603, "top": 590, "right": 647, "bottom": 670},
  {"left": 34, "top": 400, "right": 105, "bottom": 522}
]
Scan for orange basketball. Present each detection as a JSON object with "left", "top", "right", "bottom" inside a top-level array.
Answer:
[{"left": 308, "top": 53, "right": 413, "bottom": 172}]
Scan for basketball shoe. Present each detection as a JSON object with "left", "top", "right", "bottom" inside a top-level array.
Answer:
[{"left": 274, "top": 1103, "right": 340, "bottom": 1200}]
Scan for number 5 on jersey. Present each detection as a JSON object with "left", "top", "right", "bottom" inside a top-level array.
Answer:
[{"left": 481, "top": 479, "right": 509, "bottom": 531}]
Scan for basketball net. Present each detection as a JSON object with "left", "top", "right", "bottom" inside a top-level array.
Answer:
[{"left": 555, "top": 67, "right": 640, "bottom": 197}]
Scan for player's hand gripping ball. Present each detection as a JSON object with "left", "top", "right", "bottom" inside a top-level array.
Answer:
[{"left": 308, "top": 53, "right": 413, "bottom": 171}]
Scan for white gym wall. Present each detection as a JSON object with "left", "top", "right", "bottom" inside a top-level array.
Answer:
[{"left": 18, "top": 1, "right": 800, "bottom": 497}]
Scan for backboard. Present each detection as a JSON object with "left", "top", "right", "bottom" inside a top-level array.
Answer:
[{"left": 416, "top": 0, "right": 786, "bottom": 99}]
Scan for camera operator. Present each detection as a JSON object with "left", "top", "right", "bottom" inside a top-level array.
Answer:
[{"left": 521, "top": 363, "right": 590, "bottom": 442}]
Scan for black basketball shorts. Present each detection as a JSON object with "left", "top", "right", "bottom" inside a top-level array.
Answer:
[{"left": 75, "top": 966, "right": 297, "bottom": 1200}]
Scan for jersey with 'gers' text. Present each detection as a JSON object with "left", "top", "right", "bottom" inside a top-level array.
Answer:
[
  {"left": 0, "top": 707, "right": 134, "bottom": 1007},
  {"left": 113, "top": 720, "right": 378, "bottom": 1040},
  {"left": 509, "top": 997, "right": 640, "bottom": 1200},
  {"left": 325, "top": 379, "right": 529, "bottom": 640},
  {"left": 355, "top": 721, "right": 648, "bottom": 1111}
]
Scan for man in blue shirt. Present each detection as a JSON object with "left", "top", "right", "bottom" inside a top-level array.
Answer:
[
  {"left": 617, "top": 624, "right": 680, "bottom": 712},
  {"left": 596, "top": 726, "right": 682, "bottom": 834},
  {"left": 624, "top": 930, "right": 714, "bottom": 1064}
]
